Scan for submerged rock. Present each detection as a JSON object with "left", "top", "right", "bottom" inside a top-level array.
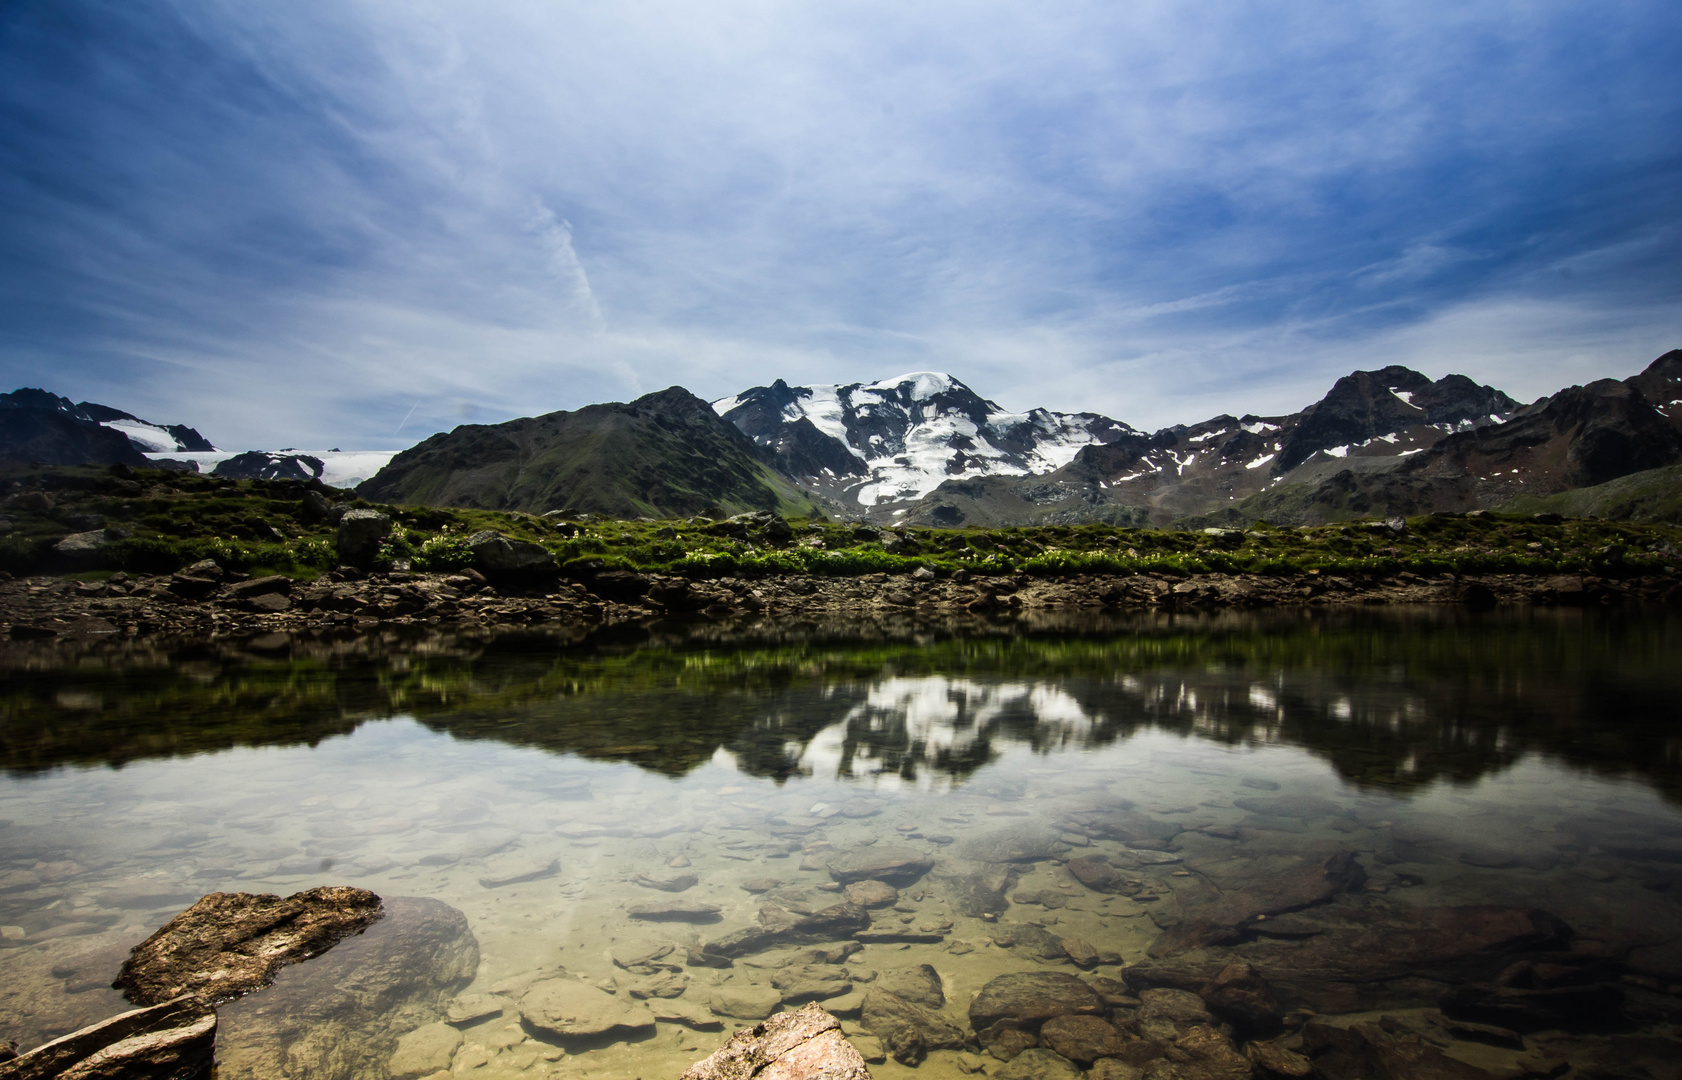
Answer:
[
  {"left": 630, "top": 902, "right": 723, "bottom": 923},
  {"left": 701, "top": 903, "right": 871, "bottom": 960},
  {"left": 959, "top": 827, "right": 1067, "bottom": 865},
  {"left": 842, "top": 881, "right": 899, "bottom": 909},
  {"left": 860, "top": 988, "right": 966, "bottom": 1064},
  {"left": 1036, "top": 1015, "right": 1132, "bottom": 1064},
  {"left": 679, "top": 1002, "right": 869, "bottom": 1080},
  {"left": 992, "top": 1047, "right": 1083, "bottom": 1080},
  {"left": 1147, "top": 849, "right": 1365, "bottom": 956},
  {"left": 519, "top": 978, "right": 656, "bottom": 1041},
  {"left": 636, "top": 872, "right": 700, "bottom": 893},
  {"left": 0, "top": 994, "right": 215, "bottom": 1080},
  {"left": 212, "top": 895, "right": 478, "bottom": 1080},
  {"left": 826, "top": 849, "right": 934, "bottom": 887},
  {"left": 113, "top": 886, "right": 384, "bottom": 1006},
  {"left": 968, "top": 972, "right": 1102, "bottom": 1046}
]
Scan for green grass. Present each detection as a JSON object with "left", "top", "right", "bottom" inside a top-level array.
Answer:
[{"left": 2, "top": 464, "right": 1679, "bottom": 580}]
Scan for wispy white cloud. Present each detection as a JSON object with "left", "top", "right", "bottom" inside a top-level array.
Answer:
[{"left": 0, "top": 0, "right": 1677, "bottom": 446}]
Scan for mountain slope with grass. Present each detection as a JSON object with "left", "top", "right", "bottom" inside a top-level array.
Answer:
[{"left": 358, "top": 386, "right": 819, "bottom": 518}]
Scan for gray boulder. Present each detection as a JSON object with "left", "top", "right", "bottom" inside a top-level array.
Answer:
[
  {"left": 464, "top": 530, "right": 555, "bottom": 575},
  {"left": 335, "top": 509, "right": 391, "bottom": 568}
]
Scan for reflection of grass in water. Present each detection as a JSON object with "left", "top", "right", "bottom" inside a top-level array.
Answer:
[{"left": 0, "top": 609, "right": 1678, "bottom": 802}]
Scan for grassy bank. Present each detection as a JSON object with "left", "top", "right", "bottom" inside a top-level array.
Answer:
[{"left": 3, "top": 464, "right": 1679, "bottom": 581}]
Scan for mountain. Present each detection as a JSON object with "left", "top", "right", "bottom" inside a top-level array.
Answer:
[
  {"left": 713, "top": 372, "right": 1140, "bottom": 514},
  {"left": 359, "top": 386, "right": 816, "bottom": 518},
  {"left": 1182, "top": 350, "right": 1682, "bottom": 526},
  {"left": 730, "top": 366, "right": 1524, "bottom": 526},
  {"left": 0, "top": 387, "right": 217, "bottom": 467}
]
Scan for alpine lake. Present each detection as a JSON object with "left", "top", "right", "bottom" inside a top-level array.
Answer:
[{"left": 1, "top": 605, "right": 1679, "bottom": 1080}]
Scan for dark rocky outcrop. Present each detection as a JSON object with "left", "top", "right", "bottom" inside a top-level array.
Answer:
[
  {"left": 114, "top": 887, "right": 384, "bottom": 1006},
  {"left": 211, "top": 452, "right": 325, "bottom": 482},
  {"left": 679, "top": 1002, "right": 870, "bottom": 1080}
]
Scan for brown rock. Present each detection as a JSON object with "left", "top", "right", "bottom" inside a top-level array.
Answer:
[
  {"left": 1245, "top": 1037, "right": 1312, "bottom": 1077},
  {"left": 114, "top": 886, "right": 383, "bottom": 1006},
  {"left": 988, "top": 1030, "right": 1039, "bottom": 1062},
  {"left": 1147, "top": 849, "right": 1365, "bottom": 956},
  {"left": 1169, "top": 1025, "right": 1252, "bottom": 1080},
  {"left": 679, "top": 1002, "right": 869, "bottom": 1080},
  {"left": 826, "top": 849, "right": 934, "bottom": 887},
  {"left": 842, "top": 881, "right": 899, "bottom": 909},
  {"left": 1199, "top": 962, "right": 1280, "bottom": 1033},
  {"left": 1038, "top": 1015, "right": 1131, "bottom": 1064},
  {"left": 875, "top": 964, "right": 944, "bottom": 1009},
  {"left": 702, "top": 904, "right": 871, "bottom": 960},
  {"left": 635, "top": 872, "right": 699, "bottom": 893},
  {"left": 1066, "top": 856, "right": 1129, "bottom": 893},
  {"left": 969, "top": 971, "right": 1102, "bottom": 1045},
  {"left": 0, "top": 995, "right": 215, "bottom": 1080},
  {"left": 861, "top": 989, "right": 965, "bottom": 1065},
  {"left": 519, "top": 978, "right": 656, "bottom": 1040}
]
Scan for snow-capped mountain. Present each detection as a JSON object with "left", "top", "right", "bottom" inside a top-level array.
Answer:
[
  {"left": 0, "top": 388, "right": 216, "bottom": 454},
  {"left": 714, "top": 372, "right": 1139, "bottom": 510}
]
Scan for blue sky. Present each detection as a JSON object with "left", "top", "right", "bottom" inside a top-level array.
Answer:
[{"left": 2, "top": 0, "right": 1679, "bottom": 449}]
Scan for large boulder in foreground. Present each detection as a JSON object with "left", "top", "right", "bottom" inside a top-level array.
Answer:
[
  {"left": 680, "top": 1002, "right": 870, "bottom": 1080},
  {"left": 335, "top": 509, "right": 391, "bottom": 568},
  {"left": 0, "top": 995, "right": 215, "bottom": 1080},
  {"left": 114, "top": 886, "right": 383, "bottom": 1006}
]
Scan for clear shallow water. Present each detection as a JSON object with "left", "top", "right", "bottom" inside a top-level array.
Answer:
[{"left": 0, "top": 608, "right": 1678, "bottom": 1078}]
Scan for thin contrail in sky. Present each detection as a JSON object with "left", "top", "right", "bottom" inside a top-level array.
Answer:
[{"left": 394, "top": 400, "right": 420, "bottom": 436}]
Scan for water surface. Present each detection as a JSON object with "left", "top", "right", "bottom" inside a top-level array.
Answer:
[{"left": 0, "top": 608, "right": 1678, "bottom": 1078}]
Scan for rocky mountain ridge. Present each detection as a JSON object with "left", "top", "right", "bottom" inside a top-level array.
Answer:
[
  {"left": 358, "top": 386, "right": 816, "bottom": 519},
  {"left": 713, "top": 372, "right": 1139, "bottom": 510},
  {"left": 0, "top": 388, "right": 215, "bottom": 467}
]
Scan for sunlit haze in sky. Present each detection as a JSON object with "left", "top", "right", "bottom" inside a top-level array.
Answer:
[{"left": 2, "top": 1, "right": 1679, "bottom": 449}]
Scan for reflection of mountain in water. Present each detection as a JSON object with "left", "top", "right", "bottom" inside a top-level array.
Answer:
[{"left": 1, "top": 609, "right": 1678, "bottom": 802}]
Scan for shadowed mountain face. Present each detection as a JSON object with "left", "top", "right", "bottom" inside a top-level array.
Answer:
[
  {"left": 357, "top": 386, "right": 812, "bottom": 518},
  {"left": 0, "top": 389, "right": 214, "bottom": 466}
]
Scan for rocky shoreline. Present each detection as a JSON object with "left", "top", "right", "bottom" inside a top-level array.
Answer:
[{"left": 4, "top": 561, "right": 1679, "bottom": 643}]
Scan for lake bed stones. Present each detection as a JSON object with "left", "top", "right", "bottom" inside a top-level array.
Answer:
[
  {"left": 629, "top": 902, "right": 723, "bottom": 923},
  {"left": 476, "top": 853, "right": 560, "bottom": 889},
  {"left": 708, "top": 983, "right": 785, "bottom": 1021},
  {"left": 827, "top": 848, "right": 934, "bottom": 887},
  {"left": 386, "top": 1021, "right": 462, "bottom": 1079},
  {"left": 860, "top": 988, "right": 966, "bottom": 1064},
  {"left": 993, "top": 1047, "right": 1084, "bottom": 1080},
  {"left": 959, "top": 827, "right": 1068, "bottom": 865},
  {"left": 842, "top": 880, "right": 899, "bottom": 908},
  {"left": 635, "top": 872, "right": 699, "bottom": 893},
  {"left": 1037, "top": 1015, "right": 1132, "bottom": 1064},
  {"left": 519, "top": 978, "right": 656, "bottom": 1041},
  {"left": 969, "top": 972, "right": 1102, "bottom": 1045}
]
